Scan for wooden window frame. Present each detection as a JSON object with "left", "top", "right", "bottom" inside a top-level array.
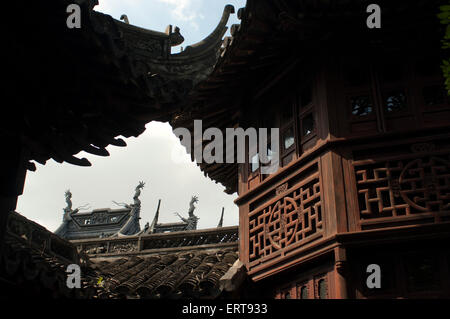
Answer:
[
  {"left": 342, "top": 53, "right": 450, "bottom": 135},
  {"left": 244, "top": 79, "right": 320, "bottom": 189},
  {"left": 297, "top": 80, "right": 317, "bottom": 153},
  {"left": 280, "top": 99, "right": 297, "bottom": 168}
]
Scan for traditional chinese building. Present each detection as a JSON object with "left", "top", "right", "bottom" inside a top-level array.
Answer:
[
  {"left": 10, "top": 179, "right": 240, "bottom": 299},
  {"left": 1, "top": 0, "right": 234, "bottom": 246},
  {"left": 54, "top": 185, "right": 145, "bottom": 240},
  {"left": 1, "top": 209, "right": 243, "bottom": 299},
  {"left": 171, "top": 0, "right": 450, "bottom": 298},
  {"left": 53, "top": 179, "right": 226, "bottom": 240},
  {"left": 62, "top": 191, "right": 242, "bottom": 299},
  {"left": 3, "top": 0, "right": 450, "bottom": 299},
  {"left": 70, "top": 225, "right": 241, "bottom": 299},
  {"left": 1, "top": 0, "right": 241, "bottom": 298},
  {"left": 1, "top": 177, "right": 242, "bottom": 299}
]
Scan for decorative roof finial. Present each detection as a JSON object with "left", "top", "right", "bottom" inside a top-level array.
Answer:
[
  {"left": 111, "top": 182, "right": 145, "bottom": 237},
  {"left": 175, "top": 195, "right": 199, "bottom": 230},
  {"left": 57, "top": 189, "right": 90, "bottom": 236},
  {"left": 113, "top": 181, "right": 146, "bottom": 209},
  {"left": 218, "top": 207, "right": 224, "bottom": 228},
  {"left": 64, "top": 189, "right": 73, "bottom": 216},
  {"left": 120, "top": 14, "right": 129, "bottom": 24},
  {"left": 166, "top": 25, "right": 184, "bottom": 47},
  {"left": 63, "top": 190, "right": 90, "bottom": 217},
  {"left": 149, "top": 199, "right": 162, "bottom": 233}
]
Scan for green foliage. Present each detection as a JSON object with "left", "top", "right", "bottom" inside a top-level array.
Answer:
[{"left": 438, "top": 5, "right": 450, "bottom": 95}]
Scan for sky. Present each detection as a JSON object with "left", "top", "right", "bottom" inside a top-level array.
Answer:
[
  {"left": 16, "top": 0, "right": 246, "bottom": 233},
  {"left": 96, "top": 0, "right": 245, "bottom": 46}
]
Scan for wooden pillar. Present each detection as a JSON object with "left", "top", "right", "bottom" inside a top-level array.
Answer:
[
  {"left": 0, "top": 138, "right": 27, "bottom": 247},
  {"left": 334, "top": 246, "right": 348, "bottom": 299},
  {"left": 320, "top": 151, "right": 348, "bottom": 237}
]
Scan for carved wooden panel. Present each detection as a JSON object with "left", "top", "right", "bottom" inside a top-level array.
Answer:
[
  {"left": 109, "top": 241, "right": 138, "bottom": 253},
  {"left": 248, "top": 162, "right": 323, "bottom": 269},
  {"left": 276, "top": 182, "right": 289, "bottom": 195},
  {"left": 354, "top": 152, "right": 450, "bottom": 222},
  {"left": 84, "top": 243, "right": 107, "bottom": 255},
  {"left": 77, "top": 227, "right": 239, "bottom": 255},
  {"left": 72, "top": 210, "right": 127, "bottom": 227}
]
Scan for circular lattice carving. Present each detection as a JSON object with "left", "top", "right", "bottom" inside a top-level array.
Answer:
[
  {"left": 265, "top": 197, "right": 299, "bottom": 250},
  {"left": 399, "top": 157, "right": 450, "bottom": 212}
]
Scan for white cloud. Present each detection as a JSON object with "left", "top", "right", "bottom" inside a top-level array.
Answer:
[
  {"left": 96, "top": 0, "right": 144, "bottom": 14},
  {"left": 157, "top": 0, "right": 202, "bottom": 29}
]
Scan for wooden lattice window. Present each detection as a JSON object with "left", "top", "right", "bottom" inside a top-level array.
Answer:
[
  {"left": 280, "top": 98, "right": 296, "bottom": 167},
  {"left": 341, "top": 52, "right": 450, "bottom": 135},
  {"left": 377, "top": 56, "right": 412, "bottom": 119},
  {"left": 244, "top": 80, "right": 318, "bottom": 189},
  {"left": 246, "top": 104, "right": 278, "bottom": 182},
  {"left": 342, "top": 54, "right": 377, "bottom": 135},
  {"left": 297, "top": 81, "right": 316, "bottom": 153}
]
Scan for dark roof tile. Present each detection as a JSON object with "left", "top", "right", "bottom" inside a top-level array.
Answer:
[{"left": 92, "top": 248, "right": 238, "bottom": 299}]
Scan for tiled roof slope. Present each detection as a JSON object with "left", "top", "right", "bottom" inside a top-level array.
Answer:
[
  {"left": 71, "top": 226, "right": 242, "bottom": 298},
  {"left": 89, "top": 249, "right": 238, "bottom": 299},
  {"left": 1, "top": 212, "right": 243, "bottom": 299},
  {"left": 0, "top": 212, "right": 112, "bottom": 298}
]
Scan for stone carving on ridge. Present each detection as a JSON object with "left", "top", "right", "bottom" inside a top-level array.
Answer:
[
  {"left": 175, "top": 196, "right": 200, "bottom": 231},
  {"left": 54, "top": 190, "right": 90, "bottom": 237}
]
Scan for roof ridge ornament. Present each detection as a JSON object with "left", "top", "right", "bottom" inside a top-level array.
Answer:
[
  {"left": 63, "top": 190, "right": 90, "bottom": 218},
  {"left": 111, "top": 181, "right": 145, "bottom": 238},
  {"left": 218, "top": 207, "right": 225, "bottom": 228},
  {"left": 54, "top": 190, "right": 90, "bottom": 237},
  {"left": 166, "top": 24, "right": 185, "bottom": 47},
  {"left": 149, "top": 199, "right": 162, "bottom": 233},
  {"left": 120, "top": 14, "right": 129, "bottom": 24},
  {"left": 175, "top": 195, "right": 200, "bottom": 231}
]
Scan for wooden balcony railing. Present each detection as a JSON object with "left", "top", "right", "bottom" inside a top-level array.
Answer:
[
  {"left": 351, "top": 149, "right": 450, "bottom": 230},
  {"left": 240, "top": 158, "right": 326, "bottom": 276},
  {"left": 238, "top": 136, "right": 450, "bottom": 279}
]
